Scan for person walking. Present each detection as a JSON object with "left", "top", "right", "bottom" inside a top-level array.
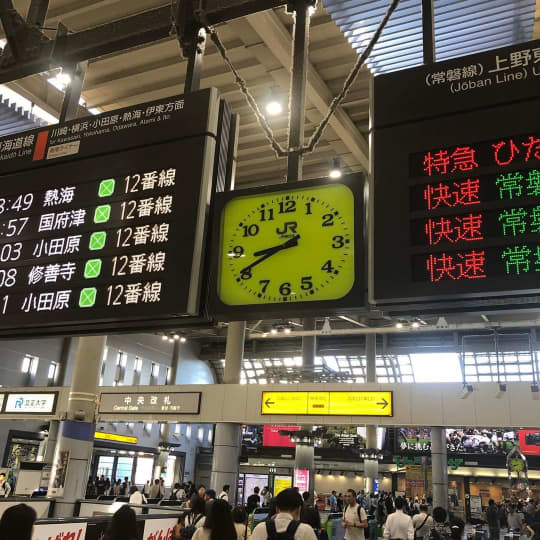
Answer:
[
  {"left": 247, "top": 487, "right": 262, "bottom": 514},
  {"left": 329, "top": 491, "right": 338, "bottom": 513},
  {"left": 149, "top": 479, "right": 162, "bottom": 499},
  {"left": 185, "top": 495, "right": 207, "bottom": 529},
  {"left": 251, "top": 488, "right": 317, "bottom": 539},
  {"left": 192, "top": 499, "right": 237, "bottom": 540},
  {"left": 343, "top": 489, "right": 368, "bottom": 540},
  {"left": 430, "top": 507, "right": 452, "bottom": 540},
  {"left": 383, "top": 497, "right": 414, "bottom": 540},
  {"left": 412, "top": 504, "right": 433, "bottom": 540},
  {"left": 300, "top": 492, "right": 321, "bottom": 532},
  {"left": 486, "top": 500, "right": 501, "bottom": 540},
  {"left": 232, "top": 506, "right": 252, "bottom": 539},
  {"left": 104, "top": 505, "right": 139, "bottom": 540},
  {"left": 128, "top": 485, "right": 147, "bottom": 505},
  {"left": 218, "top": 484, "right": 230, "bottom": 502},
  {"left": 0, "top": 503, "right": 36, "bottom": 540}
]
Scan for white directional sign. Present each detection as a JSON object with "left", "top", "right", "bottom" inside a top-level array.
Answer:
[
  {"left": 4, "top": 392, "right": 57, "bottom": 414},
  {"left": 99, "top": 391, "right": 201, "bottom": 414}
]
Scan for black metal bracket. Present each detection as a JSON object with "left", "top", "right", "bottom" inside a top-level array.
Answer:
[
  {"left": 285, "top": 0, "right": 316, "bottom": 14},
  {"left": 0, "top": 0, "right": 49, "bottom": 67}
]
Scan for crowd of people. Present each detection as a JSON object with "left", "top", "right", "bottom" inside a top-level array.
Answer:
[{"left": 2, "top": 483, "right": 540, "bottom": 540}]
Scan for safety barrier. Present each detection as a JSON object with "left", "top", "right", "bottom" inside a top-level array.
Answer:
[
  {"left": 33, "top": 512, "right": 181, "bottom": 540},
  {"left": 76, "top": 499, "right": 187, "bottom": 518},
  {"left": 0, "top": 497, "right": 54, "bottom": 519}
]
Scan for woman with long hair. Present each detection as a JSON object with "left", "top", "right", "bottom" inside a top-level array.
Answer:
[
  {"left": 0, "top": 503, "right": 36, "bottom": 540},
  {"left": 192, "top": 499, "right": 236, "bottom": 540},
  {"left": 104, "top": 505, "right": 139, "bottom": 540}
]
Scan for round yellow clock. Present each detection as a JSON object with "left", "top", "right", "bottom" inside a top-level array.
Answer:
[{"left": 217, "top": 182, "right": 355, "bottom": 306}]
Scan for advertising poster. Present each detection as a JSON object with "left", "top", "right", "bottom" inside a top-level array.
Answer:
[
  {"left": 274, "top": 475, "right": 292, "bottom": 496},
  {"left": 294, "top": 469, "right": 309, "bottom": 494},
  {"left": 32, "top": 521, "right": 87, "bottom": 540},
  {"left": 263, "top": 425, "right": 300, "bottom": 447},
  {"left": 49, "top": 449, "right": 69, "bottom": 496},
  {"left": 143, "top": 517, "right": 177, "bottom": 540},
  {"left": 519, "top": 430, "right": 540, "bottom": 456}
]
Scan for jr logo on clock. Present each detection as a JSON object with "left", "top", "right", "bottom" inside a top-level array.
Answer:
[{"left": 217, "top": 182, "right": 355, "bottom": 306}]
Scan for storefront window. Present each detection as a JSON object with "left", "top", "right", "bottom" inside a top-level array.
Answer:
[
  {"left": 116, "top": 457, "right": 134, "bottom": 482},
  {"left": 97, "top": 456, "right": 114, "bottom": 478},
  {"left": 164, "top": 456, "right": 176, "bottom": 488},
  {"left": 134, "top": 456, "right": 154, "bottom": 486}
]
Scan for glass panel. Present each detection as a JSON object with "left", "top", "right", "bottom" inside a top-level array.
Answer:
[
  {"left": 116, "top": 457, "right": 134, "bottom": 482},
  {"left": 97, "top": 456, "right": 114, "bottom": 479},
  {"left": 134, "top": 457, "right": 154, "bottom": 486},
  {"left": 164, "top": 456, "right": 176, "bottom": 488}
]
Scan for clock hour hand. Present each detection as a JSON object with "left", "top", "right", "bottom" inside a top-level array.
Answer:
[
  {"left": 252, "top": 234, "right": 300, "bottom": 257},
  {"left": 241, "top": 234, "right": 300, "bottom": 275}
]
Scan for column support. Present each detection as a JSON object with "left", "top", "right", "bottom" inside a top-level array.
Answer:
[
  {"left": 48, "top": 336, "right": 106, "bottom": 517},
  {"left": 431, "top": 426, "right": 448, "bottom": 510},
  {"left": 365, "top": 333, "right": 378, "bottom": 493}
]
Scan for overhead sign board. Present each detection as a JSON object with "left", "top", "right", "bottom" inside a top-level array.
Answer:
[
  {"left": 261, "top": 391, "right": 392, "bottom": 416},
  {"left": 0, "top": 88, "right": 225, "bottom": 335},
  {"left": 94, "top": 431, "right": 138, "bottom": 444},
  {"left": 99, "top": 391, "right": 201, "bottom": 415},
  {"left": 373, "top": 38, "right": 540, "bottom": 311},
  {"left": 3, "top": 392, "right": 57, "bottom": 414}
]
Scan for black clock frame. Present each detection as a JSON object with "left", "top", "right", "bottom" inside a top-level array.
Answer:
[{"left": 207, "top": 174, "right": 367, "bottom": 321}]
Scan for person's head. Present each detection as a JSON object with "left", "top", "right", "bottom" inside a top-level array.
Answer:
[
  {"left": 222, "top": 485, "right": 230, "bottom": 494},
  {"left": 190, "top": 495, "right": 206, "bottom": 515},
  {"left": 0, "top": 503, "right": 36, "bottom": 540},
  {"left": 489, "top": 499, "right": 495, "bottom": 506},
  {"left": 395, "top": 497, "right": 406, "bottom": 511},
  {"left": 198, "top": 485, "right": 206, "bottom": 497},
  {"left": 254, "top": 486, "right": 260, "bottom": 494},
  {"left": 204, "top": 499, "right": 236, "bottom": 540},
  {"left": 154, "top": 479, "right": 160, "bottom": 485},
  {"left": 433, "top": 506, "right": 447, "bottom": 524},
  {"left": 345, "top": 489, "right": 357, "bottom": 506},
  {"left": 420, "top": 504, "right": 428, "bottom": 514},
  {"left": 124, "top": 477, "right": 128, "bottom": 482},
  {"left": 129, "top": 485, "right": 138, "bottom": 495},
  {"left": 205, "top": 489, "right": 216, "bottom": 501},
  {"left": 174, "top": 483, "right": 181, "bottom": 490},
  {"left": 232, "top": 506, "right": 247, "bottom": 524},
  {"left": 275, "top": 488, "right": 304, "bottom": 520},
  {"left": 302, "top": 491, "right": 310, "bottom": 503},
  {"left": 106, "top": 505, "right": 138, "bottom": 540},
  {"left": 332, "top": 490, "right": 336, "bottom": 496}
]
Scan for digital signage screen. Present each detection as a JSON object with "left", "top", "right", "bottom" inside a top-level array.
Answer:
[
  {"left": 0, "top": 89, "right": 223, "bottom": 335},
  {"left": 373, "top": 39, "right": 540, "bottom": 310}
]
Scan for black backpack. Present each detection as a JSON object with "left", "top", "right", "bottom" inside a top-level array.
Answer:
[
  {"left": 266, "top": 520, "right": 301, "bottom": 539},
  {"left": 180, "top": 514, "right": 204, "bottom": 540},
  {"left": 430, "top": 525, "right": 452, "bottom": 540}
]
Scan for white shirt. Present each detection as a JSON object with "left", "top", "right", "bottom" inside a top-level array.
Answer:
[
  {"left": 383, "top": 510, "right": 414, "bottom": 540},
  {"left": 412, "top": 513, "right": 434, "bottom": 540},
  {"left": 129, "top": 491, "right": 147, "bottom": 505},
  {"left": 251, "top": 512, "right": 317, "bottom": 540},
  {"left": 0, "top": 481, "right": 10, "bottom": 497},
  {"left": 344, "top": 504, "right": 368, "bottom": 540},
  {"left": 219, "top": 491, "right": 229, "bottom": 502},
  {"left": 186, "top": 513, "right": 206, "bottom": 529},
  {"left": 235, "top": 522, "right": 252, "bottom": 539}
]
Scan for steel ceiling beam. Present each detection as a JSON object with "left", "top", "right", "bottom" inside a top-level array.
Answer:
[
  {"left": 245, "top": 9, "right": 369, "bottom": 171},
  {"left": 0, "top": 0, "right": 286, "bottom": 84}
]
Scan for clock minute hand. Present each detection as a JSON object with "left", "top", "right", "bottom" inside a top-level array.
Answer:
[{"left": 241, "top": 235, "right": 300, "bottom": 274}]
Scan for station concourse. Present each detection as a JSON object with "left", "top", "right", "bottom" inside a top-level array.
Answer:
[{"left": 0, "top": 0, "right": 538, "bottom": 539}]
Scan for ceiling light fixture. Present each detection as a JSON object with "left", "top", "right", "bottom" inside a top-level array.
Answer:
[{"left": 329, "top": 158, "right": 342, "bottom": 179}]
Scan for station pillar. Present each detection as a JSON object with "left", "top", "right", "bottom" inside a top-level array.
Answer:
[
  {"left": 210, "top": 321, "right": 245, "bottom": 503},
  {"left": 49, "top": 336, "right": 106, "bottom": 517},
  {"left": 295, "top": 442, "right": 315, "bottom": 497},
  {"left": 364, "top": 334, "right": 378, "bottom": 494},
  {"left": 431, "top": 426, "right": 448, "bottom": 510}
]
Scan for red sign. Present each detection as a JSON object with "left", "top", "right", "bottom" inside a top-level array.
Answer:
[
  {"left": 519, "top": 430, "right": 540, "bottom": 456},
  {"left": 32, "top": 522, "right": 86, "bottom": 540},
  {"left": 263, "top": 425, "right": 300, "bottom": 447},
  {"left": 294, "top": 469, "right": 309, "bottom": 493}
]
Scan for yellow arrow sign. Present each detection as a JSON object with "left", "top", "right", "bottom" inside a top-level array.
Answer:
[{"left": 261, "top": 391, "right": 393, "bottom": 416}]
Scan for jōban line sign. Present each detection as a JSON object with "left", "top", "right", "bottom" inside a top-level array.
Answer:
[
  {"left": 261, "top": 391, "right": 393, "bottom": 416},
  {"left": 94, "top": 431, "right": 138, "bottom": 444}
]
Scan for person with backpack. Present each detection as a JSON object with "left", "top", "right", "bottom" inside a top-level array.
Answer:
[
  {"left": 192, "top": 499, "right": 237, "bottom": 540},
  {"left": 383, "top": 497, "right": 414, "bottom": 540},
  {"left": 300, "top": 491, "right": 321, "bottom": 532},
  {"left": 218, "top": 485, "right": 230, "bottom": 502},
  {"left": 343, "top": 489, "right": 368, "bottom": 540},
  {"left": 182, "top": 495, "right": 207, "bottom": 539},
  {"left": 232, "top": 506, "right": 252, "bottom": 539},
  {"left": 428, "top": 507, "right": 452, "bottom": 540},
  {"left": 251, "top": 487, "right": 317, "bottom": 539},
  {"left": 412, "top": 504, "right": 433, "bottom": 540}
]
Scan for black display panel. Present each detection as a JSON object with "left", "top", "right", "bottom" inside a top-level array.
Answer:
[
  {"left": 373, "top": 39, "right": 540, "bottom": 309},
  {"left": 0, "top": 89, "right": 222, "bottom": 334}
]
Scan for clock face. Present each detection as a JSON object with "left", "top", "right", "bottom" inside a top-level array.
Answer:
[{"left": 217, "top": 183, "right": 355, "bottom": 305}]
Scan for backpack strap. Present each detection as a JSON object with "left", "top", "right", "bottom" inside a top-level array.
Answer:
[
  {"left": 266, "top": 520, "right": 278, "bottom": 539},
  {"left": 287, "top": 521, "right": 301, "bottom": 537}
]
